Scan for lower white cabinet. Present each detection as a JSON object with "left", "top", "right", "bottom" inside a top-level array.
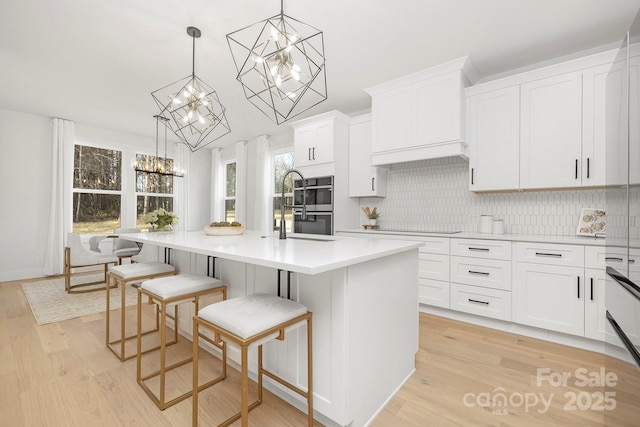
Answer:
[
  {"left": 513, "top": 262, "right": 585, "bottom": 336},
  {"left": 450, "top": 282, "right": 511, "bottom": 321},
  {"left": 418, "top": 237, "right": 450, "bottom": 308},
  {"left": 584, "top": 267, "right": 608, "bottom": 341}
]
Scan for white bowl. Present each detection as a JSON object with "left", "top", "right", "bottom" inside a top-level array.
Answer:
[{"left": 203, "top": 225, "right": 245, "bottom": 236}]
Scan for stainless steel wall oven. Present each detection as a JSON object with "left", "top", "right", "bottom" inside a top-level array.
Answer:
[{"left": 293, "top": 176, "right": 334, "bottom": 235}]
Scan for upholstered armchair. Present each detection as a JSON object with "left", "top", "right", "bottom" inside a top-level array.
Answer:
[
  {"left": 64, "top": 232, "right": 119, "bottom": 293},
  {"left": 111, "top": 227, "right": 143, "bottom": 264}
]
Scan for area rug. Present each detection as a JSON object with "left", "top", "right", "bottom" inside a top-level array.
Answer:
[{"left": 20, "top": 274, "right": 137, "bottom": 325}]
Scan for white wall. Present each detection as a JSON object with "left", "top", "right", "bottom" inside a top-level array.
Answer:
[{"left": 0, "top": 109, "right": 52, "bottom": 281}]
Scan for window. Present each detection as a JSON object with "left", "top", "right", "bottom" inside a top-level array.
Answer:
[
  {"left": 134, "top": 153, "right": 175, "bottom": 230},
  {"left": 272, "top": 151, "right": 294, "bottom": 232},
  {"left": 224, "top": 161, "right": 236, "bottom": 222},
  {"left": 72, "top": 145, "right": 123, "bottom": 234}
]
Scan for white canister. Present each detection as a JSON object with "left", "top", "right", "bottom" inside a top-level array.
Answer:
[
  {"left": 479, "top": 215, "right": 493, "bottom": 233},
  {"left": 492, "top": 219, "right": 504, "bottom": 234}
]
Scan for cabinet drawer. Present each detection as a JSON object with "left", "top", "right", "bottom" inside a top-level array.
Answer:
[
  {"left": 418, "top": 237, "right": 450, "bottom": 255},
  {"left": 450, "top": 282, "right": 511, "bottom": 321},
  {"left": 419, "top": 253, "right": 449, "bottom": 281},
  {"left": 585, "top": 245, "right": 627, "bottom": 270},
  {"left": 419, "top": 278, "right": 449, "bottom": 309},
  {"left": 450, "top": 238, "right": 511, "bottom": 260},
  {"left": 450, "top": 256, "right": 511, "bottom": 291},
  {"left": 514, "top": 242, "right": 584, "bottom": 267}
]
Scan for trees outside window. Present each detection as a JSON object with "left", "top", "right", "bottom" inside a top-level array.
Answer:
[
  {"left": 72, "top": 145, "right": 122, "bottom": 234},
  {"left": 135, "top": 153, "right": 175, "bottom": 230},
  {"left": 273, "top": 151, "right": 294, "bottom": 232},
  {"left": 225, "top": 161, "right": 236, "bottom": 222}
]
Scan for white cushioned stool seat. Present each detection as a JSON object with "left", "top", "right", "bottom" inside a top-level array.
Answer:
[
  {"left": 192, "top": 293, "right": 313, "bottom": 427},
  {"left": 109, "top": 261, "right": 176, "bottom": 279},
  {"left": 198, "top": 293, "right": 307, "bottom": 339},
  {"left": 136, "top": 274, "right": 227, "bottom": 411},
  {"left": 142, "top": 274, "right": 222, "bottom": 299},
  {"left": 105, "top": 261, "right": 177, "bottom": 362}
]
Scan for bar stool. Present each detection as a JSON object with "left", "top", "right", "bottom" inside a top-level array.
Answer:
[
  {"left": 136, "top": 274, "right": 227, "bottom": 410},
  {"left": 192, "top": 293, "right": 313, "bottom": 427},
  {"left": 106, "top": 261, "right": 177, "bottom": 361}
]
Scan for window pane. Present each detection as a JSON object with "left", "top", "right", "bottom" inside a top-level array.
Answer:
[
  {"left": 226, "top": 162, "right": 236, "bottom": 197},
  {"left": 274, "top": 152, "right": 295, "bottom": 193},
  {"left": 225, "top": 200, "right": 236, "bottom": 223},
  {"left": 74, "top": 145, "right": 122, "bottom": 190},
  {"left": 136, "top": 196, "right": 174, "bottom": 229},
  {"left": 135, "top": 154, "right": 174, "bottom": 194},
  {"left": 273, "top": 195, "right": 293, "bottom": 232},
  {"left": 72, "top": 193, "right": 121, "bottom": 234}
]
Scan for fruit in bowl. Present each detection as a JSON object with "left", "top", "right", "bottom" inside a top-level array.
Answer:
[{"left": 204, "top": 221, "right": 245, "bottom": 235}]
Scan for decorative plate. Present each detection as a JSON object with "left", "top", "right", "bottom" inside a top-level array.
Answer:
[{"left": 576, "top": 208, "right": 606, "bottom": 236}]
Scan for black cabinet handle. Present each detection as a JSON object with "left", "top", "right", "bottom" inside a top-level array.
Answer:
[
  {"left": 471, "top": 168, "right": 474, "bottom": 185},
  {"left": 371, "top": 177, "right": 375, "bottom": 191},
  {"left": 587, "top": 158, "right": 590, "bottom": 179},
  {"left": 535, "top": 252, "right": 562, "bottom": 257},
  {"left": 575, "top": 159, "right": 578, "bottom": 179},
  {"left": 630, "top": 259, "right": 636, "bottom": 264},
  {"left": 590, "top": 277, "right": 594, "bottom": 301},
  {"left": 606, "top": 257, "right": 624, "bottom": 262},
  {"left": 469, "top": 270, "right": 490, "bottom": 276},
  {"left": 308, "top": 148, "right": 311, "bottom": 161},
  {"left": 468, "top": 298, "right": 489, "bottom": 305},
  {"left": 468, "top": 247, "right": 490, "bottom": 252},
  {"left": 577, "top": 276, "right": 581, "bottom": 299},
  {"left": 312, "top": 147, "right": 316, "bottom": 160}
]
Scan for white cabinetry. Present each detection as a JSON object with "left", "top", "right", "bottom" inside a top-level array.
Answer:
[
  {"left": 467, "top": 86, "right": 520, "bottom": 191},
  {"left": 418, "top": 237, "right": 450, "bottom": 308},
  {"left": 290, "top": 110, "right": 350, "bottom": 178},
  {"left": 348, "top": 114, "right": 388, "bottom": 197},
  {"left": 466, "top": 50, "right": 617, "bottom": 192},
  {"left": 449, "top": 238, "right": 512, "bottom": 321},
  {"left": 513, "top": 242, "right": 585, "bottom": 336},
  {"left": 365, "top": 56, "right": 476, "bottom": 166},
  {"left": 519, "top": 72, "right": 583, "bottom": 189}
]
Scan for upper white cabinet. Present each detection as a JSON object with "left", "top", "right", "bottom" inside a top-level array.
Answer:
[
  {"left": 519, "top": 71, "right": 583, "bottom": 189},
  {"left": 467, "top": 86, "right": 520, "bottom": 191},
  {"left": 290, "top": 110, "right": 350, "bottom": 178},
  {"left": 466, "top": 49, "right": 617, "bottom": 192},
  {"left": 365, "top": 56, "right": 477, "bottom": 166},
  {"left": 348, "top": 114, "right": 388, "bottom": 197}
]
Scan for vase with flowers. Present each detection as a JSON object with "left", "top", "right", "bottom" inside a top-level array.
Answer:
[
  {"left": 143, "top": 208, "right": 178, "bottom": 232},
  {"left": 362, "top": 206, "right": 380, "bottom": 226}
]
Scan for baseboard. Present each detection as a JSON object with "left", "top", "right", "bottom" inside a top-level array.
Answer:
[{"left": 0, "top": 268, "right": 46, "bottom": 282}]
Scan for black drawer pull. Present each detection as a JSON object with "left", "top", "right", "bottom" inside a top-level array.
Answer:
[
  {"left": 468, "top": 298, "right": 489, "bottom": 305},
  {"left": 590, "top": 277, "right": 594, "bottom": 301},
  {"left": 469, "top": 270, "right": 490, "bottom": 276},
  {"left": 468, "top": 247, "right": 490, "bottom": 252},
  {"left": 606, "top": 257, "right": 624, "bottom": 262},
  {"left": 535, "top": 252, "right": 562, "bottom": 258},
  {"left": 630, "top": 259, "right": 636, "bottom": 264},
  {"left": 577, "top": 276, "right": 581, "bottom": 299}
]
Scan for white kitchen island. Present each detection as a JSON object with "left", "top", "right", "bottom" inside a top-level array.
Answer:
[{"left": 121, "top": 230, "right": 421, "bottom": 427}]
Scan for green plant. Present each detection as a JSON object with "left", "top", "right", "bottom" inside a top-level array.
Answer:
[
  {"left": 143, "top": 208, "right": 178, "bottom": 230},
  {"left": 361, "top": 206, "right": 380, "bottom": 219}
]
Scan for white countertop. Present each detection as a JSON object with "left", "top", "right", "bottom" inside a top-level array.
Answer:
[
  {"left": 120, "top": 230, "right": 423, "bottom": 275},
  {"left": 336, "top": 228, "right": 608, "bottom": 246}
]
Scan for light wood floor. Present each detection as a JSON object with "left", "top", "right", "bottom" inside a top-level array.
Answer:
[{"left": 2, "top": 276, "right": 639, "bottom": 426}]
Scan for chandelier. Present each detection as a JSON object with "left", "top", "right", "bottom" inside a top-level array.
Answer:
[
  {"left": 226, "top": 0, "right": 327, "bottom": 124},
  {"left": 133, "top": 115, "right": 184, "bottom": 177},
  {"left": 152, "top": 26, "right": 231, "bottom": 152}
]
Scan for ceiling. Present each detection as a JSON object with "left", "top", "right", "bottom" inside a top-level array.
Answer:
[{"left": 1, "top": 0, "right": 640, "bottom": 148}]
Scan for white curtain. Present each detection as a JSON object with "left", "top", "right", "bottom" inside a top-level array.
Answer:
[
  {"left": 44, "top": 118, "right": 75, "bottom": 276},
  {"left": 235, "top": 141, "right": 247, "bottom": 224},
  {"left": 210, "top": 148, "right": 223, "bottom": 221},
  {"left": 173, "top": 142, "right": 189, "bottom": 231},
  {"left": 254, "top": 135, "right": 272, "bottom": 234}
]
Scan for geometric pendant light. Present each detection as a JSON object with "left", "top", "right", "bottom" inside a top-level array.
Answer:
[
  {"left": 226, "top": 0, "right": 327, "bottom": 124},
  {"left": 152, "top": 27, "right": 231, "bottom": 152}
]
